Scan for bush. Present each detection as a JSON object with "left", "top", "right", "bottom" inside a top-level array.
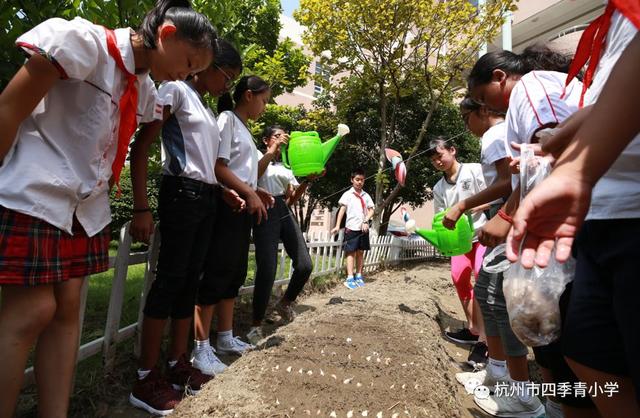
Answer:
[{"left": 109, "top": 165, "right": 161, "bottom": 237}]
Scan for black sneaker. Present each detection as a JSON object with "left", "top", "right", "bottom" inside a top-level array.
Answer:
[
  {"left": 444, "top": 328, "right": 479, "bottom": 345},
  {"left": 466, "top": 341, "right": 489, "bottom": 368}
]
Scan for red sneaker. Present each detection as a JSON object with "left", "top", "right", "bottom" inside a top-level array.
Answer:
[
  {"left": 167, "top": 354, "right": 213, "bottom": 394},
  {"left": 129, "top": 369, "right": 182, "bottom": 416}
]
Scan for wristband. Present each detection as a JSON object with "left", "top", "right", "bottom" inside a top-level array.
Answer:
[
  {"left": 133, "top": 208, "right": 151, "bottom": 213},
  {"left": 497, "top": 209, "right": 513, "bottom": 224}
]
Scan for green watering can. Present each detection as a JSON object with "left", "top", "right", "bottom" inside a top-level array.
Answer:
[
  {"left": 281, "top": 124, "right": 350, "bottom": 177},
  {"left": 413, "top": 211, "right": 474, "bottom": 256}
]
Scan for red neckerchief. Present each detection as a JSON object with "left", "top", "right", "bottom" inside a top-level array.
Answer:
[
  {"left": 104, "top": 27, "right": 138, "bottom": 194},
  {"left": 564, "top": 0, "right": 640, "bottom": 108},
  {"left": 353, "top": 190, "right": 367, "bottom": 215}
]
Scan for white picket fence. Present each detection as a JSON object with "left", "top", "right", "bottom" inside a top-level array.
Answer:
[{"left": 23, "top": 223, "right": 442, "bottom": 385}]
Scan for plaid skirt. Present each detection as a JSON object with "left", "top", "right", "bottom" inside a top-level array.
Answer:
[{"left": 0, "top": 206, "right": 110, "bottom": 286}]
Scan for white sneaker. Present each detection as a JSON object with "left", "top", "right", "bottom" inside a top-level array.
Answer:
[
  {"left": 474, "top": 392, "right": 544, "bottom": 417},
  {"left": 217, "top": 336, "right": 255, "bottom": 355},
  {"left": 455, "top": 369, "right": 509, "bottom": 393},
  {"left": 191, "top": 346, "right": 228, "bottom": 376},
  {"left": 545, "top": 398, "right": 564, "bottom": 418},
  {"left": 246, "top": 327, "right": 264, "bottom": 345}
]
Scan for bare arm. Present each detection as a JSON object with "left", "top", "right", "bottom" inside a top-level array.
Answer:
[
  {"left": 129, "top": 108, "right": 170, "bottom": 243},
  {"left": 331, "top": 206, "right": 347, "bottom": 234},
  {"left": 286, "top": 181, "right": 309, "bottom": 206},
  {"left": 0, "top": 55, "right": 60, "bottom": 161},
  {"left": 215, "top": 159, "right": 268, "bottom": 223}
]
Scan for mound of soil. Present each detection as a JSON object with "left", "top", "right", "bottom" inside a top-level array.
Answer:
[{"left": 173, "top": 263, "right": 484, "bottom": 418}]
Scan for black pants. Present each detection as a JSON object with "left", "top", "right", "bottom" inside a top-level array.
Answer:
[
  {"left": 199, "top": 192, "right": 252, "bottom": 305},
  {"left": 252, "top": 196, "right": 312, "bottom": 322},
  {"left": 144, "top": 176, "right": 217, "bottom": 319},
  {"left": 564, "top": 219, "right": 640, "bottom": 403}
]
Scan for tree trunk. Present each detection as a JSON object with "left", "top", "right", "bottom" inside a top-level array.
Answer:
[{"left": 373, "top": 79, "right": 389, "bottom": 235}]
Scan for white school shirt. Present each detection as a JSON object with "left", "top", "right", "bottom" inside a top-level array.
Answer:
[
  {"left": 433, "top": 163, "right": 488, "bottom": 240},
  {"left": 505, "top": 71, "right": 583, "bottom": 155},
  {"left": 257, "top": 151, "right": 299, "bottom": 196},
  {"left": 158, "top": 81, "right": 220, "bottom": 185},
  {"left": 217, "top": 111, "right": 259, "bottom": 189},
  {"left": 480, "top": 121, "right": 509, "bottom": 205},
  {"left": 338, "top": 187, "right": 374, "bottom": 231},
  {"left": 0, "top": 17, "right": 161, "bottom": 236},
  {"left": 584, "top": 10, "right": 640, "bottom": 220},
  {"left": 504, "top": 71, "right": 583, "bottom": 190}
]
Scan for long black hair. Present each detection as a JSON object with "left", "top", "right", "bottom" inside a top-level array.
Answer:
[
  {"left": 467, "top": 44, "right": 572, "bottom": 89},
  {"left": 217, "top": 75, "right": 270, "bottom": 112},
  {"left": 213, "top": 38, "right": 242, "bottom": 72},
  {"left": 139, "top": 0, "right": 217, "bottom": 50}
]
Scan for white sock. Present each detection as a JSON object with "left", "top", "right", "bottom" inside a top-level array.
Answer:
[
  {"left": 137, "top": 368, "right": 151, "bottom": 380},
  {"left": 217, "top": 329, "right": 233, "bottom": 345},
  {"left": 514, "top": 380, "right": 532, "bottom": 402},
  {"left": 167, "top": 359, "right": 177, "bottom": 368},
  {"left": 347, "top": 275, "right": 354, "bottom": 280},
  {"left": 195, "top": 338, "right": 211, "bottom": 351},
  {"left": 487, "top": 357, "right": 507, "bottom": 378},
  {"left": 355, "top": 273, "right": 362, "bottom": 278}
]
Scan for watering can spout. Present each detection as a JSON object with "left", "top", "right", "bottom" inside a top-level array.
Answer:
[
  {"left": 322, "top": 124, "right": 350, "bottom": 165},
  {"left": 415, "top": 228, "right": 439, "bottom": 248}
]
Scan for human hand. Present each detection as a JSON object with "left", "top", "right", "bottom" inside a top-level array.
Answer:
[
  {"left": 246, "top": 191, "right": 268, "bottom": 224},
  {"left": 506, "top": 171, "right": 592, "bottom": 268},
  {"left": 256, "top": 187, "right": 275, "bottom": 209},
  {"left": 331, "top": 226, "right": 340, "bottom": 236},
  {"left": 130, "top": 211, "right": 154, "bottom": 244},
  {"left": 267, "top": 132, "right": 289, "bottom": 154},
  {"left": 222, "top": 188, "right": 246, "bottom": 212},
  {"left": 442, "top": 204, "right": 463, "bottom": 230},
  {"left": 478, "top": 215, "right": 512, "bottom": 248},
  {"left": 362, "top": 222, "right": 369, "bottom": 233}
]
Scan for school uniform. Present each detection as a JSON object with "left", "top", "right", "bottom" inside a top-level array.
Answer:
[
  {"left": 337, "top": 187, "right": 374, "bottom": 253},
  {"left": 0, "top": 17, "right": 161, "bottom": 286},
  {"left": 502, "top": 69, "right": 593, "bottom": 407},
  {"left": 199, "top": 110, "right": 260, "bottom": 305},
  {"left": 252, "top": 156, "right": 312, "bottom": 322},
  {"left": 143, "top": 81, "right": 222, "bottom": 320},
  {"left": 480, "top": 121, "right": 509, "bottom": 210},
  {"left": 562, "top": 7, "right": 640, "bottom": 403},
  {"left": 433, "top": 164, "right": 487, "bottom": 302}
]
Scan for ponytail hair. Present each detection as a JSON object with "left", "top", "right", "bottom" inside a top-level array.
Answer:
[
  {"left": 467, "top": 44, "right": 572, "bottom": 89},
  {"left": 217, "top": 75, "right": 270, "bottom": 112},
  {"left": 140, "top": 0, "right": 217, "bottom": 50},
  {"left": 213, "top": 38, "right": 243, "bottom": 72},
  {"left": 459, "top": 96, "right": 482, "bottom": 113}
]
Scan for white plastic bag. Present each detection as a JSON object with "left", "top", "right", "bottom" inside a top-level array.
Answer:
[{"left": 482, "top": 143, "right": 575, "bottom": 347}]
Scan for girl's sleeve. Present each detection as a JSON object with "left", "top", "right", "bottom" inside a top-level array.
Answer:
[
  {"left": 138, "top": 77, "right": 163, "bottom": 123},
  {"left": 16, "top": 17, "right": 100, "bottom": 80},
  {"left": 433, "top": 182, "right": 445, "bottom": 213},
  {"left": 472, "top": 164, "right": 487, "bottom": 193},
  {"left": 217, "top": 111, "right": 232, "bottom": 162},
  {"left": 507, "top": 72, "right": 576, "bottom": 150},
  {"left": 157, "top": 81, "right": 184, "bottom": 115}
]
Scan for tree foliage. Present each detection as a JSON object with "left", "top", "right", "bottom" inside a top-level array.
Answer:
[
  {"left": 1, "top": 0, "right": 310, "bottom": 96},
  {"left": 295, "top": 0, "right": 515, "bottom": 233}
]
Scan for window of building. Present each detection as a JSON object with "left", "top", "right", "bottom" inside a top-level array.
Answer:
[{"left": 314, "top": 61, "right": 331, "bottom": 97}]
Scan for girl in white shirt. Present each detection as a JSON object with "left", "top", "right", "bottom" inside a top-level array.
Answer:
[
  {"left": 247, "top": 125, "right": 315, "bottom": 344},
  {"left": 128, "top": 39, "right": 241, "bottom": 415},
  {"left": 466, "top": 46, "right": 596, "bottom": 417},
  {"left": 194, "top": 76, "right": 273, "bottom": 359},
  {"left": 428, "top": 138, "right": 487, "bottom": 349},
  {"left": 0, "top": 1, "right": 216, "bottom": 416}
]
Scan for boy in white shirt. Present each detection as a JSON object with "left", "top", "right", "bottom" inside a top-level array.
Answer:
[{"left": 331, "top": 168, "right": 374, "bottom": 289}]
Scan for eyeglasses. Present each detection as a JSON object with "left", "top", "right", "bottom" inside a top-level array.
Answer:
[{"left": 215, "top": 64, "right": 236, "bottom": 89}]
